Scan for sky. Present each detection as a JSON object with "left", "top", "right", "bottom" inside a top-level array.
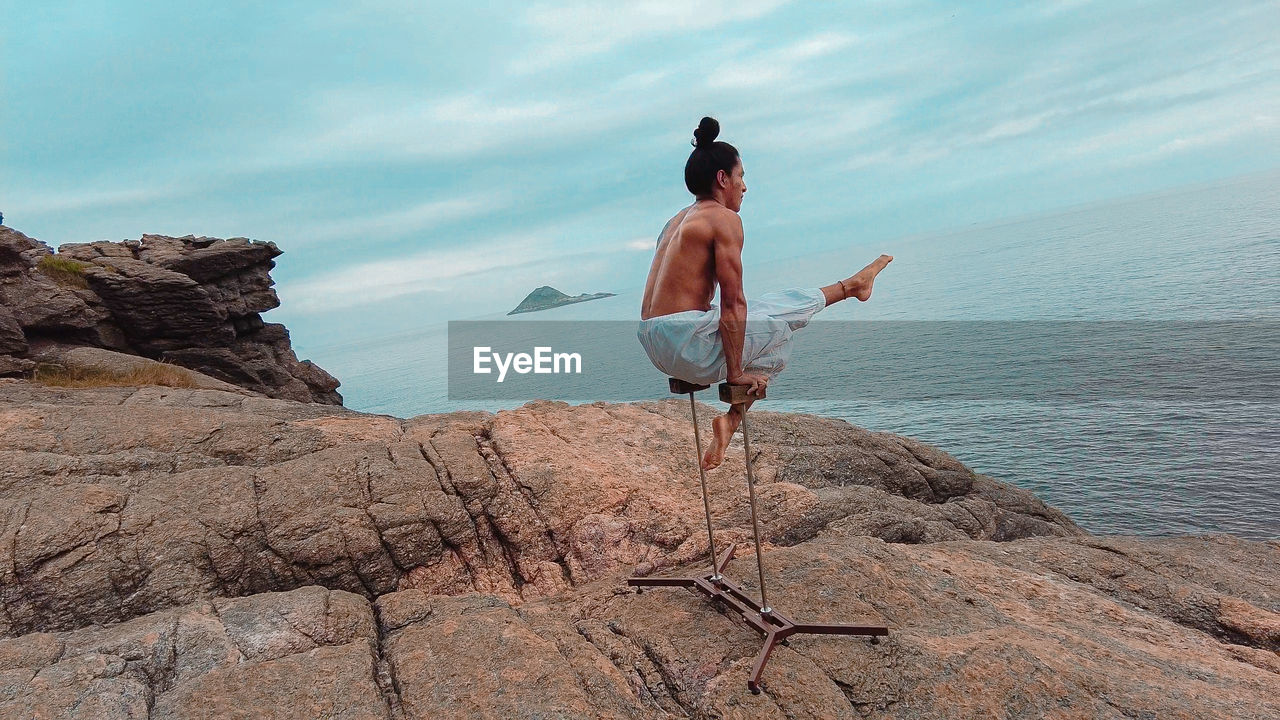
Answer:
[{"left": 2, "top": 0, "right": 1278, "bottom": 350}]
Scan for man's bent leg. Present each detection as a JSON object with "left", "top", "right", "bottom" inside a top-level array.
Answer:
[{"left": 746, "top": 288, "right": 828, "bottom": 330}]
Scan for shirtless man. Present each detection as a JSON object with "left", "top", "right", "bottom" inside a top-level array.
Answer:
[{"left": 639, "top": 117, "right": 893, "bottom": 470}]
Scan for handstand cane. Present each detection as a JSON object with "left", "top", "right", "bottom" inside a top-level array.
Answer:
[
  {"left": 629, "top": 379, "right": 888, "bottom": 695},
  {"left": 684, "top": 380, "right": 723, "bottom": 583},
  {"left": 735, "top": 388, "right": 770, "bottom": 614}
]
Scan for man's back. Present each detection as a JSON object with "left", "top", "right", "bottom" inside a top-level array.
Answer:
[{"left": 640, "top": 201, "right": 736, "bottom": 320}]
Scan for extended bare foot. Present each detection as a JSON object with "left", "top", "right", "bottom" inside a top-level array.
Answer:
[
  {"left": 840, "top": 254, "right": 894, "bottom": 301},
  {"left": 702, "top": 414, "right": 733, "bottom": 470}
]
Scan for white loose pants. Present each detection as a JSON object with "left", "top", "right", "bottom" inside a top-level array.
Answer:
[{"left": 636, "top": 287, "right": 826, "bottom": 385}]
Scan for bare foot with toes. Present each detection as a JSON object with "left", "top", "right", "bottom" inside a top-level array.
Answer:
[
  {"left": 841, "top": 254, "right": 894, "bottom": 302},
  {"left": 702, "top": 414, "right": 733, "bottom": 470}
]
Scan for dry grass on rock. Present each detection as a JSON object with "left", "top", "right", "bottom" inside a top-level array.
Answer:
[
  {"left": 30, "top": 361, "right": 200, "bottom": 389},
  {"left": 35, "top": 254, "right": 91, "bottom": 288}
]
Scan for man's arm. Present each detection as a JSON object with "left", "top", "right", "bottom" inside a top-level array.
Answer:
[{"left": 713, "top": 214, "right": 767, "bottom": 393}]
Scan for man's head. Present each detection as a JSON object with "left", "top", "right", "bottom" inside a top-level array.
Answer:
[{"left": 684, "top": 116, "right": 745, "bottom": 212}]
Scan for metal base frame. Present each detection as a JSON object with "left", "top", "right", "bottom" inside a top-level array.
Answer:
[
  {"left": 628, "top": 543, "right": 887, "bottom": 694},
  {"left": 631, "top": 381, "right": 888, "bottom": 693}
]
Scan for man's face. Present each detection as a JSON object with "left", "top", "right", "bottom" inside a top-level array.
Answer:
[{"left": 720, "top": 160, "right": 747, "bottom": 212}]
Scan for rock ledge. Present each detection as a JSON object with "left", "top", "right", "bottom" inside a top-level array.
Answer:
[{"left": 0, "top": 225, "right": 340, "bottom": 404}]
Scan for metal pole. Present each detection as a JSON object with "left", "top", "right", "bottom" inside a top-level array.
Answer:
[
  {"left": 739, "top": 407, "right": 770, "bottom": 614},
  {"left": 688, "top": 392, "right": 721, "bottom": 582}
]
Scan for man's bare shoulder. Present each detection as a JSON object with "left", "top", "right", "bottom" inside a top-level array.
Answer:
[{"left": 704, "top": 205, "right": 743, "bottom": 240}]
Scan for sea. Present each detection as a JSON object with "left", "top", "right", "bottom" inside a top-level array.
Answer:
[{"left": 296, "top": 172, "right": 1279, "bottom": 540}]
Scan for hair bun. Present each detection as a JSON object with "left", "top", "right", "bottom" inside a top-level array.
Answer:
[{"left": 692, "top": 116, "right": 720, "bottom": 148}]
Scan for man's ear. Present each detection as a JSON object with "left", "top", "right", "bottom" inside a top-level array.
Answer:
[{"left": 716, "top": 169, "right": 728, "bottom": 188}]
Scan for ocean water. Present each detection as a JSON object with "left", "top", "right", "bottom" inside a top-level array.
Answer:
[{"left": 301, "top": 172, "right": 1279, "bottom": 540}]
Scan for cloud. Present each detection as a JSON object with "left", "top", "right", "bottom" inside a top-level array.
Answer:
[
  {"left": 300, "top": 194, "right": 498, "bottom": 243},
  {"left": 1056, "top": 88, "right": 1279, "bottom": 163},
  {"left": 611, "top": 69, "right": 675, "bottom": 92},
  {"left": 512, "top": 0, "right": 791, "bottom": 72},
  {"left": 625, "top": 238, "right": 654, "bottom": 251},
  {"left": 304, "top": 91, "right": 565, "bottom": 161},
  {"left": 279, "top": 200, "right": 658, "bottom": 313},
  {"left": 1037, "top": 0, "right": 1097, "bottom": 18},
  {"left": 6, "top": 185, "right": 184, "bottom": 215},
  {"left": 1106, "top": 109, "right": 1279, "bottom": 168},
  {"left": 272, "top": 54, "right": 721, "bottom": 169},
  {"left": 279, "top": 236, "right": 544, "bottom": 313},
  {"left": 977, "top": 114, "right": 1049, "bottom": 143},
  {"left": 752, "top": 96, "right": 898, "bottom": 154},
  {"left": 840, "top": 143, "right": 950, "bottom": 173},
  {"left": 823, "top": 5, "right": 1280, "bottom": 181},
  {"left": 706, "top": 31, "right": 858, "bottom": 90}
]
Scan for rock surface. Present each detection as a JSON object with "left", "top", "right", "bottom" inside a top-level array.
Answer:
[
  {"left": 0, "top": 586, "right": 388, "bottom": 719},
  {"left": 0, "top": 225, "right": 340, "bottom": 404},
  {"left": 0, "top": 379, "right": 1275, "bottom": 718}
]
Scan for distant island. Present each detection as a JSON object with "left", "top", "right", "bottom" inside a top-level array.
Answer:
[{"left": 508, "top": 285, "right": 615, "bottom": 315}]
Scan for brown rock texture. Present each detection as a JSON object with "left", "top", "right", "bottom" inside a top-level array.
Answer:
[
  {"left": 0, "top": 586, "right": 389, "bottom": 719},
  {"left": 0, "top": 225, "right": 340, "bottom": 404},
  {"left": 0, "top": 379, "right": 1275, "bottom": 718}
]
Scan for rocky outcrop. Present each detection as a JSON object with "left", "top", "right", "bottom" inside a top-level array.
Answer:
[
  {"left": 508, "top": 285, "right": 616, "bottom": 314},
  {"left": 0, "top": 225, "right": 340, "bottom": 404},
  {"left": 0, "top": 380, "right": 1276, "bottom": 718}
]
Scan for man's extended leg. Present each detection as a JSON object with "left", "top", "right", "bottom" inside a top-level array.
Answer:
[
  {"left": 703, "top": 398, "right": 754, "bottom": 470},
  {"left": 702, "top": 254, "right": 894, "bottom": 470},
  {"left": 821, "top": 254, "right": 893, "bottom": 306}
]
